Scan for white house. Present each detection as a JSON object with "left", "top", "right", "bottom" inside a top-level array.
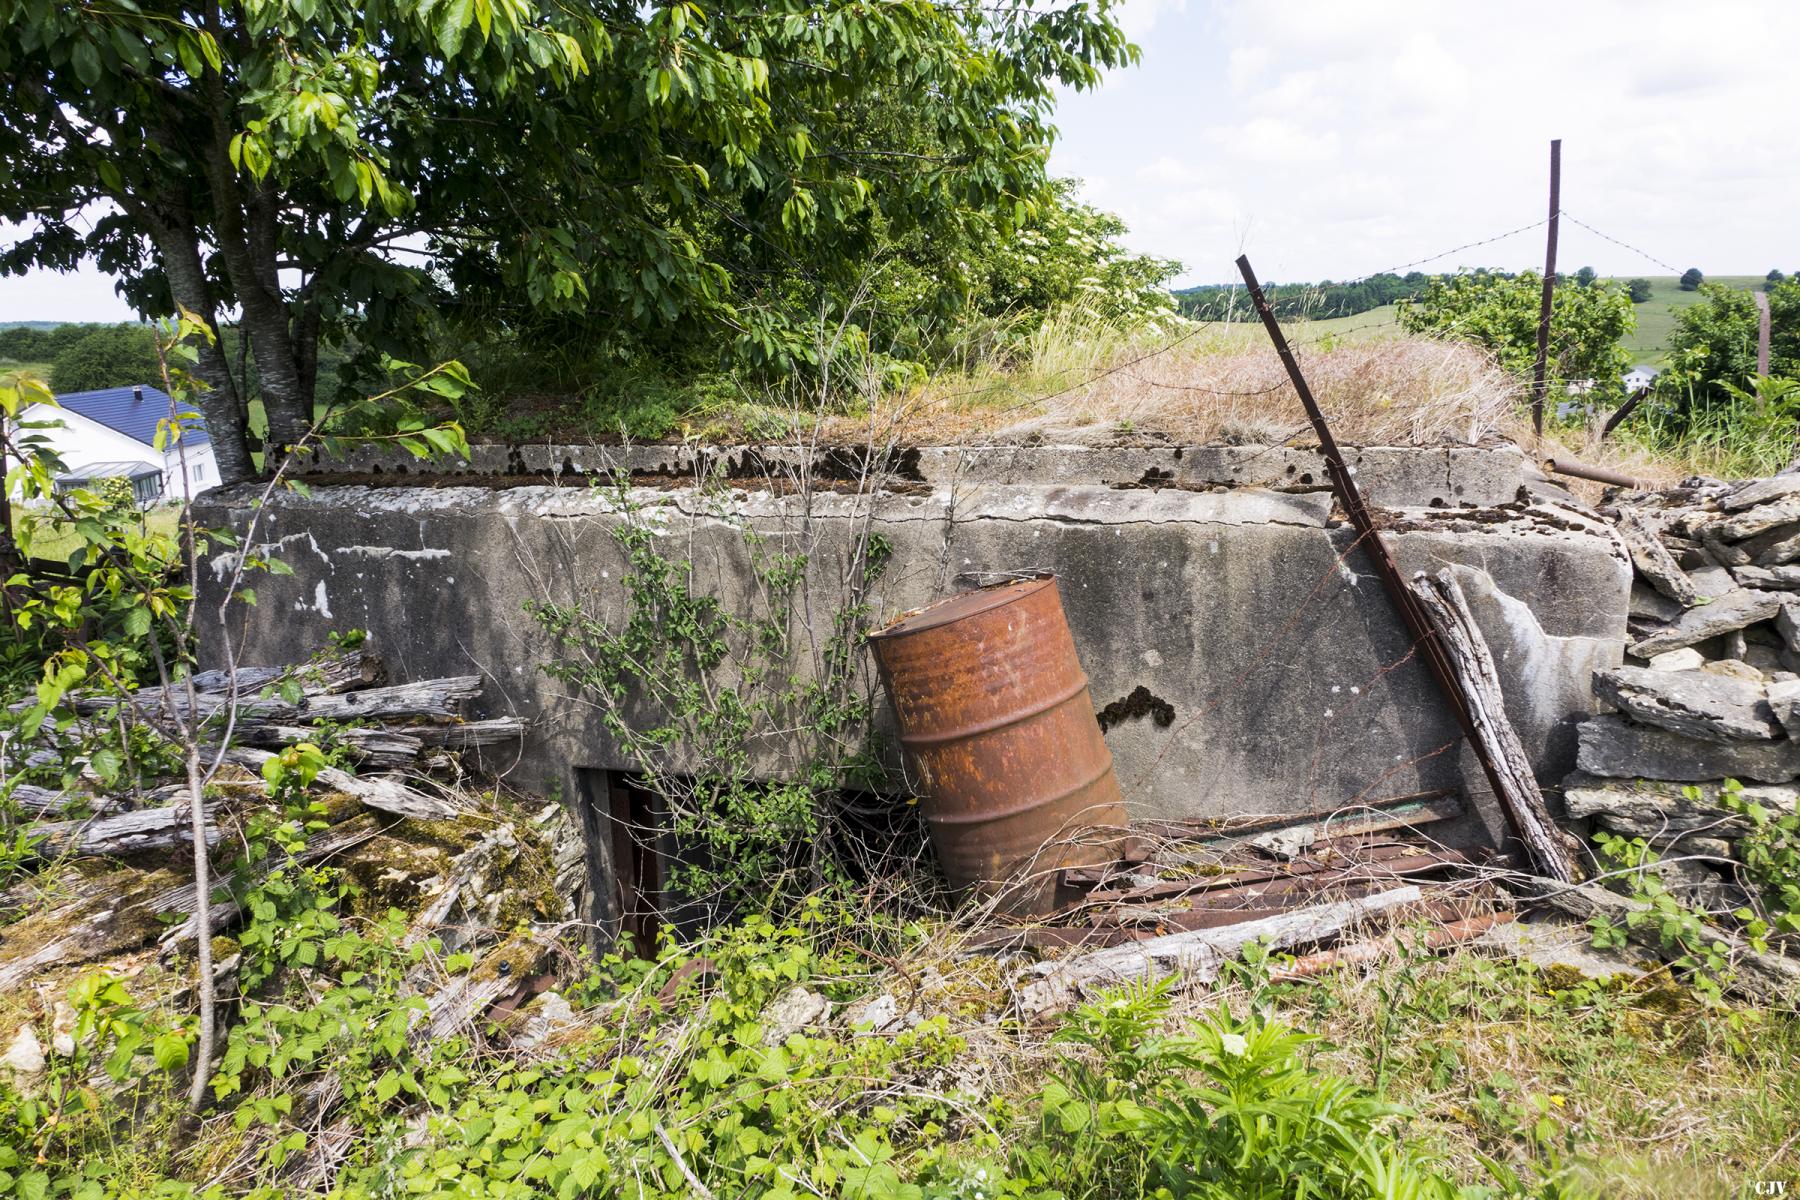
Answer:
[
  {"left": 1622, "top": 365, "right": 1661, "bottom": 393},
  {"left": 14, "top": 384, "right": 220, "bottom": 503}
]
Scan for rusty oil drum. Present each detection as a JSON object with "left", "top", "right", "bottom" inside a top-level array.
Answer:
[{"left": 868, "top": 577, "right": 1128, "bottom": 915}]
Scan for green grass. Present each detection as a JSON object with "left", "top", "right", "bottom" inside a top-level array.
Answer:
[
  {"left": 1610, "top": 275, "right": 1767, "bottom": 365},
  {"left": 0, "top": 361, "right": 52, "bottom": 388},
  {"left": 1200, "top": 302, "right": 1403, "bottom": 348},
  {"left": 12, "top": 504, "right": 182, "bottom": 563}
]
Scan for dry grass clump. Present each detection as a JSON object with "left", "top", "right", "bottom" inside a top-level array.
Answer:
[{"left": 823, "top": 315, "right": 1521, "bottom": 450}]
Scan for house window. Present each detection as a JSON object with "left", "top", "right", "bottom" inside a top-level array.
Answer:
[{"left": 192, "top": 462, "right": 205, "bottom": 482}]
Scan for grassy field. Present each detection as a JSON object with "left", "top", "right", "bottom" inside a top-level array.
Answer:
[
  {"left": 0, "top": 360, "right": 52, "bottom": 388},
  {"left": 1610, "top": 275, "right": 1767, "bottom": 365},
  {"left": 12, "top": 503, "right": 182, "bottom": 563}
]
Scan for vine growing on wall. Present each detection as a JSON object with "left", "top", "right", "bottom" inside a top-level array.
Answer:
[{"left": 526, "top": 473, "right": 899, "bottom": 921}]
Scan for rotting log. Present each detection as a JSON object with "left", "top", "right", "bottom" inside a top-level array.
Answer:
[
  {"left": 91, "top": 675, "right": 483, "bottom": 725},
  {"left": 0, "top": 816, "right": 375, "bottom": 991},
  {"left": 8, "top": 783, "right": 129, "bottom": 818},
  {"left": 49, "top": 652, "right": 391, "bottom": 718},
  {"left": 235, "top": 723, "right": 424, "bottom": 768},
  {"left": 1408, "top": 568, "right": 1579, "bottom": 884},
  {"left": 28, "top": 803, "right": 220, "bottom": 858},
  {"left": 221, "top": 747, "right": 472, "bottom": 820},
  {"left": 185, "top": 651, "right": 387, "bottom": 696},
  {"left": 1010, "top": 885, "right": 1422, "bottom": 1020},
  {"left": 227, "top": 714, "right": 521, "bottom": 769},
  {"left": 156, "top": 816, "right": 383, "bottom": 949}
]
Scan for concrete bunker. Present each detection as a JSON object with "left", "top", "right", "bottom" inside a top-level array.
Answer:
[{"left": 194, "top": 440, "right": 1632, "bottom": 926}]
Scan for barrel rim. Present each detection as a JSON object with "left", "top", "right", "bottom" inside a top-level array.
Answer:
[{"left": 868, "top": 575, "right": 1056, "bottom": 641}]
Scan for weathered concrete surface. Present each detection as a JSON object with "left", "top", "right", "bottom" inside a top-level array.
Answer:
[
  {"left": 296, "top": 441, "right": 1553, "bottom": 510},
  {"left": 194, "top": 474, "right": 1629, "bottom": 823}
]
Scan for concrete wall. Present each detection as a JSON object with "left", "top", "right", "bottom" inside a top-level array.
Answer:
[{"left": 195, "top": 444, "right": 1630, "bottom": 825}]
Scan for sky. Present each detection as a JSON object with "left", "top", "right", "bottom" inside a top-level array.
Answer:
[
  {"left": 1052, "top": 0, "right": 1798, "bottom": 287},
  {"left": 3, "top": 0, "right": 1795, "bottom": 321}
]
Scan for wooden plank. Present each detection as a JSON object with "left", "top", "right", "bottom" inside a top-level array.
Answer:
[
  {"left": 1011, "top": 886, "right": 1423, "bottom": 1019},
  {"left": 1408, "top": 568, "right": 1579, "bottom": 883}
]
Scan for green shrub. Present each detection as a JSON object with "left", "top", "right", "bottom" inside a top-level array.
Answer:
[{"left": 1396, "top": 271, "right": 1635, "bottom": 405}]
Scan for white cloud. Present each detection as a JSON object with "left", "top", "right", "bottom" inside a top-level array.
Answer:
[
  {"left": 1051, "top": 0, "right": 1800, "bottom": 284},
  {"left": 1117, "top": 0, "right": 1189, "bottom": 39}
]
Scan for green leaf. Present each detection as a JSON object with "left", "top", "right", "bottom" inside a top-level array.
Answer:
[
  {"left": 153, "top": 1032, "right": 190, "bottom": 1071},
  {"left": 438, "top": 0, "right": 475, "bottom": 58},
  {"left": 71, "top": 39, "right": 101, "bottom": 86}
]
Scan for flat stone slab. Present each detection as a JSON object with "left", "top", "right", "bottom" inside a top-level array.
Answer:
[
  {"left": 1562, "top": 772, "right": 1796, "bottom": 838},
  {"left": 1723, "top": 476, "right": 1800, "bottom": 512},
  {"left": 1616, "top": 511, "right": 1698, "bottom": 605},
  {"left": 1628, "top": 589, "right": 1784, "bottom": 658},
  {"left": 1577, "top": 714, "right": 1800, "bottom": 782},
  {"left": 1732, "top": 564, "right": 1800, "bottom": 591},
  {"left": 1592, "top": 665, "right": 1780, "bottom": 742},
  {"left": 1715, "top": 498, "right": 1800, "bottom": 541},
  {"left": 1472, "top": 918, "right": 1647, "bottom": 984}
]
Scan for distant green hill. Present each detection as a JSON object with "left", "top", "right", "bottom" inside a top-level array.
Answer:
[
  {"left": 0, "top": 321, "right": 73, "bottom": 331},
  {"left": 1608, "top": 275, "right": 1769, "bottom": 365}
]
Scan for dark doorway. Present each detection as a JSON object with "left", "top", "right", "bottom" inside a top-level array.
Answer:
[{"left": 577, "top": 769, "right": 665, "bottom": 956}]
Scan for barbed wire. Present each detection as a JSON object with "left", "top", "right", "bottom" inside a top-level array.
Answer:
[
  {"left": 1557, "top": 212, "right": 1686, "bottom": 276},
  {"left": 1337, "top": 216, "right": 1555, "bottom": 285}
]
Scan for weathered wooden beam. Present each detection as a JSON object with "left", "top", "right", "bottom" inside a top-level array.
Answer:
[
  {"left": 1408, "top": 568, "right": 1579, "bottom": 883},
  {"left": 186, "top": 651, "right": 387, "bottom": 696},
  {"left": 28, "top": 803, "right": 220, "bottom": 858},
  {"left": 1010, "top": 885, "right": 1423, "bottom": 1019},
  {"left": 221, "top": 747, "right": 473, "bottom": 820},
  {"left": 79, "top": 675, "right": 481, "bottom": 725}
]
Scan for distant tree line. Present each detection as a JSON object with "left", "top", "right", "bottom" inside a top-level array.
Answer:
[
  {"left": 1174, "top": 264, "right": 1643, "bottom": 323},
  {"left": 0, "top": 322, "right": 158, "bottom": 392},
  {"left": 1174, "top": 271, "right": 1435, "bottom": 321}
]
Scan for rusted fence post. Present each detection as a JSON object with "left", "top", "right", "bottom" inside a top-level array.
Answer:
[
  {"left": 1235, "top": 253, "right": 1578, "bottom": 884},
  {"left": 1755, "top": 290, "right": 1772, "bottom": 380},
  {"left": 1530, "top": 139, "right": 1562, "bottom": 436}
]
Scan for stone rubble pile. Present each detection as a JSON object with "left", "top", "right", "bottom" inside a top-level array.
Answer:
[{"left": 1565, "top": 473, "right": 1800, "bottom": 908}]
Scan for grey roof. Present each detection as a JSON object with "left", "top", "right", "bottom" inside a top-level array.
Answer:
[
  {"left": 51, "top": 384, "right": 211, "bottom": 449},
  {"left": 56, "top": 459, "right": 163, "bottom": 482}
]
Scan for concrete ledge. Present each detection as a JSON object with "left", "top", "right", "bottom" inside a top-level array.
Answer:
[
  {"left": 295, "top": 441, "right": 1553, "bottom": 510},
  {"left": 196, "top": 477, "right": 1628, "bottom": 823}
]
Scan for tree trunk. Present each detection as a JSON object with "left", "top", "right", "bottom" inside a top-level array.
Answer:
[
  {"left": 198, "top": 76, "right": 310, "bottom": 462},
  {"left": 142, "top": 213, "right": 256, "bottom": 486}
]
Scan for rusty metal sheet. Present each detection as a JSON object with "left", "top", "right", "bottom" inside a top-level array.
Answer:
[{"left": 869, "top": 577, "right": 1128, "bottom": 916}]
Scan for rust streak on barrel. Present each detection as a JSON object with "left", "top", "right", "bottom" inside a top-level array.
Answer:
[{"left": 868, "top": 577, "right": 1128, "bottom": 915}]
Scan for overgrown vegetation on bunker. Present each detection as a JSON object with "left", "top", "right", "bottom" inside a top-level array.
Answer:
[
  {"left": 6, "top": 4, "right": 1800, "bottom": 1197},
  {"left": 6, "top": 326, "right": 1800, "bottom": 1197}
]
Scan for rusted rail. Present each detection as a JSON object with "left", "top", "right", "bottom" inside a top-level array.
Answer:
[
  {"left": 1233, "top": 253, "right": 1561, "bottom": 878},
  {"left": 1543, "top": 456, "right": 1647, "bottom": 489}
]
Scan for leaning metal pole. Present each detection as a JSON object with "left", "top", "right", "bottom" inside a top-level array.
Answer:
[{"left": 1234, "top": 253, "right": 1572, "bottom": 882}]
